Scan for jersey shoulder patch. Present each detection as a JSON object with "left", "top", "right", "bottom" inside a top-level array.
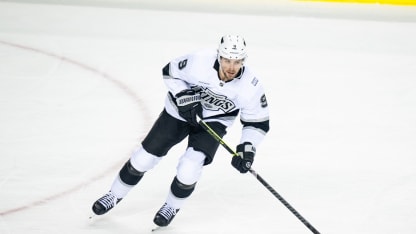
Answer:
[{"left": 251, "top": 77, "right": 259, "bottom": 86}]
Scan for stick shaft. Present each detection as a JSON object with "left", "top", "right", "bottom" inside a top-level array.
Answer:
[{"left": 198, "top": 119, "right": 320, "bottom": 234}]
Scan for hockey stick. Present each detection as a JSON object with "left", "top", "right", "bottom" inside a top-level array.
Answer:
[{"left": 198, "top": 118, "right": 321, "bottom": 234}]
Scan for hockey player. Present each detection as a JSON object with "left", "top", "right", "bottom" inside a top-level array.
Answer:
[{"left": 91, "top": 35, "right": 270, "bottom": 227}]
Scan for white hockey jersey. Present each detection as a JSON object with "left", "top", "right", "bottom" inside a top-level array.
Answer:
[{"left": 162, "top": 49, "right": 269, "bottom": 146}]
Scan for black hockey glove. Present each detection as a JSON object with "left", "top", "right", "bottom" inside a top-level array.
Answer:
[
  {"left": 231, "top": 142, "right": 256, "bottom": 173},
  {"left": 175, "top": 88, "right": 202, "bottom": 127}
]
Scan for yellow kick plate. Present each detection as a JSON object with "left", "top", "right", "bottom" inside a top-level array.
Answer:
[{"left": 297, "top": 0, "right": 416, "bottom": 6}]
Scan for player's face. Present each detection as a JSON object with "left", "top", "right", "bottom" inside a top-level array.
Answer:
[{"left": 219, "top": 57, "right": 244, "bottom": 81}]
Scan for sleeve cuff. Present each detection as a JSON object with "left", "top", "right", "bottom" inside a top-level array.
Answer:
[{"left": 240, "top": 127, "right": 266, "bottom": 148}]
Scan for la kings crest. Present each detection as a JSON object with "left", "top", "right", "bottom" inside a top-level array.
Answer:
[{"left": 199, "top": 87, "right": 236, "bottom": 113}]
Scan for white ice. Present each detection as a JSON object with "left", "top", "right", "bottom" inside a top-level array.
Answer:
[{"left": 1, "top": 1, "right": 416, "bottom": 233}]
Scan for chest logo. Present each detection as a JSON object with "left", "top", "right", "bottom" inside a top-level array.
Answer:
[{"left": 200, "top": 88, "right": 236, "bottom": 113}]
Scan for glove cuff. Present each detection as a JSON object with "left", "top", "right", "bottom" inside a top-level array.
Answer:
[
  {"left": 175, "top": 89, "right": 201, "bottom": 107},
  {"left": 237, "top": 142, "right": 256, "bottom": 155}
]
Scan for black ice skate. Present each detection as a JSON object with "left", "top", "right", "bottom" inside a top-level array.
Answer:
[
  {"left": 92, "top": 191, "right": 122, "bottom": 215},
  {"left": 153, "top": 203, "right": 180, "bottom": 227}
]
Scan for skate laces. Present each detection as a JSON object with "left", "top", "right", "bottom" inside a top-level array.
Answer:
[
  {"left": 98, "top": 192, "right": 118, "bottom": 210},
  {"left": 158, "top": 203, "right": 177, "bottom": 220}
]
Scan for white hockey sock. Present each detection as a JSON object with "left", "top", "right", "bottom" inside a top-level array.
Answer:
[
  {"left": 165, "top": 190, "right": 186, "bottom": 210},
  {"left": 110, "top": 176, "right": 133, "bottom": 199}
]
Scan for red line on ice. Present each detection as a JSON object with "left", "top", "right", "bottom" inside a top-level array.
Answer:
[{"left": 0, "top": 39, "right": 150, "bottom": 216}]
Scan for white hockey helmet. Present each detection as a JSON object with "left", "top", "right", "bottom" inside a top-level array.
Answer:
[{"left": 217, "top": 35, "right": 247, "bottom": 61}]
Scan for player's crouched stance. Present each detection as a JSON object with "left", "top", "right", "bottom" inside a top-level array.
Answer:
[{"left": 91, "top": 35, "right": 270, "bottom": 228}]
